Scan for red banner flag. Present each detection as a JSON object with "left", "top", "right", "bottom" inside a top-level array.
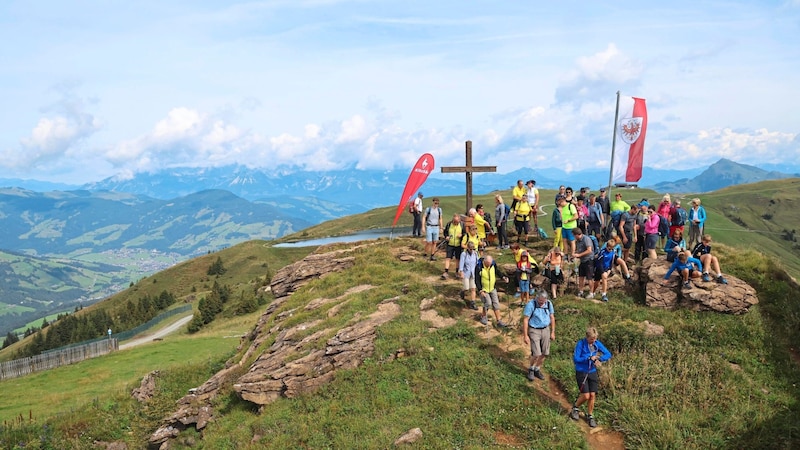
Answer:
[
  {"left": 611, "top": 96, "right": 647, "bottom": 183},
  {"left": 392, "top": 153, "right": 435, "bottom": 228}
]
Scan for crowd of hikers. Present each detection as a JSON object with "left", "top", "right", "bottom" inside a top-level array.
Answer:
[{"left": 410, "top": 181, "right": 726, "bottom": 428}]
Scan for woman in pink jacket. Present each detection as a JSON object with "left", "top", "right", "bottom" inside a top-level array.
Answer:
[{"left": 643, "top": 208, "right": 661, "bottom": 260}]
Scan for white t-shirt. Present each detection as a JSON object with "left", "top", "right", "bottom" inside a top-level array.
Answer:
[
  {"left": 413, "top": 197, "right": 423, "bottom": 213},
  {"left": 526, "top": 187, "right": 539, "bottom": 206}
]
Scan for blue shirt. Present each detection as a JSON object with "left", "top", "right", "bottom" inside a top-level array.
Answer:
[
  {"left": 663, "top": 257, "right": 702, "bottom": 279},
  {"left": 573, "top": 338, "right": 612, "bottom": 373},
  {"left": 523, "top": 300, "right": 554, "bottom": 328},
  {"left": 459, "top": 250, "right": 479, "bottom": 278}
]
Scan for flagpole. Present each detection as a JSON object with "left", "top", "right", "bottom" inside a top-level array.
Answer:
[{"left": 607, "top": 91, "right": 621, "bottom": 198}]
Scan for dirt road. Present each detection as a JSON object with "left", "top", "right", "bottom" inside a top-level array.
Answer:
[{"left": 119, "top": 315, "right": 193, "bottom": 350}]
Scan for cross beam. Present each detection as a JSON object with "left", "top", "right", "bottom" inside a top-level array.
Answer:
[{"left": 441, "top": 141, "right": 497, "bottom": 213}]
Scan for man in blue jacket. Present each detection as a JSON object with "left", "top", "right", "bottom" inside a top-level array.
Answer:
[{"left": 570, "top": 327, "right": 612, "bottom": 428}]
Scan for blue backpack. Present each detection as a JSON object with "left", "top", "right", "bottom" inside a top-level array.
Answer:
[{"left": 588, "top": 234, "right": 600, "bottom": 258}]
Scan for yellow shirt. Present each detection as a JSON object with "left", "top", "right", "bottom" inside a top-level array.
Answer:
[
  {"left": 462, "top": 233, "right": 481, "bottom": 250},
  {"left": 514, "top": 202, "right": 532, "bottom": 222},
  {"left": 561, "top": 203, "right": 578, "bottom": 230},
  {"left": 474, "top": 214, "right": 487, "bottom": 239},
  {"left": 512, "top": 185, "right": 527, "bottom": 202}
]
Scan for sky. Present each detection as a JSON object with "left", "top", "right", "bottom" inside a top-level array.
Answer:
[{"left": 1, "top": 0, "right": 799, "bottom": 184}]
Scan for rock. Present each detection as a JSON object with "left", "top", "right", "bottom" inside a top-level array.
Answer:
[
  {"left": 642, "top": 320, "right": 664, "bottom": 337},
  {"left": 93, "top": 441, "right": 128, "bottom": 450},
  {"left": 131, "top": 370, "right": 160, "bottom": 403},
  {"left": 640, "top": 259, "right": 758, "bottom": 314},
  {"left": 394, "top": 428, "right": 423, "bottom": 445},
  {"left": 270, "top": 253, "right": 355, "bottom": 298}
]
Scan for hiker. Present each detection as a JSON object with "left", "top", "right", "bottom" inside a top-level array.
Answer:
[
  {"left": 575, "top": 196, "right": 589, "bottom": 234},
  {"left": 516, "top": 251, "right": 536, "bottom": 306},
  {"left": 590, "top": 241, "right": 622, "bottom": 302},
  {"left": 526, "top": 179, "right": 540, "bottom": 229},
  {"left": 513, "top": 194, "right": 533, "bottom": 243},
  {"left": 669, "top": 199, "right": 688, "bottom": 238},
  {"left": 656, "top": 194, "right": 672, "bottom": 249},
  {"left": 470, "top": 206, "right": 489, "bottom": 251},
  {"left": 564, "top": 186, "right": 576, "bottom": 206},
  {"left": 554, "top": 185, "right": 566, "bottom": 204},
  {"left": 663, "top": 252, "right": 703, "bottom": 289},
  {"left": 597, "top": 188, "right": 611, "bottom": 227},
  {"left": 441, "top": 214, "right": 464, "bottom": 280},
  {"left": 610, "top": 192, "right": 630, "bottom": 233},
  {"left": 570, "top": 327, "right": 612, "bottom": 428},
  {"left": 459, "top": 241, "right": 480, "bottom": 310},
  {"left": 552, "top": 195, "right": 564, "bottom": 252},
  {"left": 688, "top": 198, "right": 707, "bottom": 246},
  {"left": 422, "top": 197, "right": 443, "bottom": 261},
  {"left": 691, "top": 234, "right": 728, "bottom": 284},
  {"left": 609, "top": 234, "right": 634, "bottom": 282},
  {"left": 642, "top": 203, "right": 661, "bottom": 260},
  {"left": 619, "top": 204, "right": 638, "bottom": 263},
  {"left": 542, "top": 246, "right": 565, "bottom": 299},
  {"left": 586, "top": 194, "right": 605, "bottom": 239},
  {"left": 523, "top": 291, "right": 555, "bottom": 381},
  {"left": 560, "top": 194, "right": 579, "bottom": 255},
  {"left": 633, "top": 201, "right": 651, "bottom": 262},
  {"left": 572, "top": 228, "right": 595, "bottom": 298},
  {"left": 411, "top": 192, "right": 424, "bottom": 237},
  {"left": 511, "top": 179, "right": 526, "bottom": 212},
  {"left": 494, "top": 194, "right": 509, "bottom": 249},
  {"left": 461, "top": 224, "right": 481, "bottom": 254},
  {"left": 664, "top": 229, "right": 688, "bottom": 263},
  {"left": 475, "top": 255, "right": 509, "bottom": 327}
]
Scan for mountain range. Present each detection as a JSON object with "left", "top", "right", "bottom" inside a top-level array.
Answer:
[{"left": 652, "top": 158, "right": 798, "bottom": 193}]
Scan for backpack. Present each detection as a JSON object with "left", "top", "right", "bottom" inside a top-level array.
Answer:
[
  {"left": 674, "top": 208, "right": 688, "bottom": 226},
  {"left": 408, "top": 202, "right": 415, "bottom": 214},
  {"left": 503, "top": 203, "right": 511, "bottom": 220},
  {"left": 588, "top": 235, "right": 600, "bottom": 258},
  {"left": 658, "top": 214, "right": 669, "bottom": 237}
]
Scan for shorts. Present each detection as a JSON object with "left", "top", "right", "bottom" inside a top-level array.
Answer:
[
  {"left": 514, "top": 220, "right": 530, "bottom": 236},
  {"left": 593, "top": 267, "right": 608, "bottom": 282},
  {"left": 463, "top": 275, "right": 476, "bottom": 291},
  {"left": 425, "top": 226, "right": 440, "bottom": 242},
  {"left": 645, "top": 233, "right": 659, "bottom": 250},
  {"left": 445, "top": 245, "right": 462, "bottom": 260},
  {"left": 528, "top": 327, "right": 551, "bottom": 357},
  {"left": 561, "top": 228, "right": 575, "bottom": 242},
  {"left": 547, "top": 268, "right": 564, "bottom": 285},
  {"left": 481, "top": 289, "right": 500, "bottom": 310},
  {"left": 578, "top": 260, "right": 595, "bottom": 278},
  {"left": 623, "top": 231, "right": 633, "bottom": 249},
  {"left": 519, "top": 279, "right": 530, "bottom": 294},
  {"left": 576, "top": 370, "right": 599, "bottom": 393}
]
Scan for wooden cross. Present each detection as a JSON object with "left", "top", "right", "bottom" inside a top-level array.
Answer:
[{"left": 441, "top": 141, "right": 497, "bottom": 213}]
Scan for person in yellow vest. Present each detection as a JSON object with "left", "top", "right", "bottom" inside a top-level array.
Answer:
[
  {"left": 511, "top": 179, "right": 527, "bottom": 211},
  {"left": 441, "top": 214, "right": 464, "bottom": 280},
  {"left": 461, "top": 225, "right": 481, "bottom": 254},
  {"left": 513, "top": 194, "right": 533, "bottom": 243},
  {"left": 475, "top": 255, "right": 510, "bottom": 327},
  {"left": 470, "top": 207, "right": 488, "bottom": 251}
]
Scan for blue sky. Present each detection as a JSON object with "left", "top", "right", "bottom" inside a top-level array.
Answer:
[{"left": 1, "top": 0, "right": 798, "bottom": 184}]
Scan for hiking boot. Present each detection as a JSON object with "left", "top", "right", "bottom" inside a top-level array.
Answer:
[
  {"left": 429, "top": 255, "right": 437, "bottom": 261},
  {"left": 497, "top": 320, "right": 507, "bottom": 328},
  {"left": 468, "top": 301, "right": 478, "bottom": 310},
  {"left": 587, "top": 292, "right": 595, "bottom": 299},
  {"left": 577, "top": 291, "right": 585, "bottom": 298},
  {"left": 717, "top": 275, "right": 728, "bottom": 284},
  {"left": 702, "top": 273, "right": 711, "bottom": 282},
  {"left": 588, "top": 415, "right": 597, "bottom": 428},
  {"left": 683, "top": 281, "right": 692, "bottom": 289},
  {"left": 479, "top": 316, "right": 488, "bottom": 325},
  {"left": 440, "top": 273, "right": 448, "bottom": 280},
  {"left": 570, "top": 407, "right": 580, "bottom": 421},
  {"left": 527, "top": 367, "right": 536, "bottom": 381},
  {"left": 601, "top": 293, "right": 609, "bottom": 302},
  {"left": 534, "top": 368, "right": 545, "bottom": 380}
]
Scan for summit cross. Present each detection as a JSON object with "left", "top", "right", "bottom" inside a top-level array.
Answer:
[{"left": 440, "top": 141, "right": 497, "bottom": 213}]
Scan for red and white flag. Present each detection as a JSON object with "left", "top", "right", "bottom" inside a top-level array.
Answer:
[
  {"left": 612, "top": 96, "right": 647, "bottom": 184},
  {"left": 392, "top": 153, "right": 435, "bottom": 228}
]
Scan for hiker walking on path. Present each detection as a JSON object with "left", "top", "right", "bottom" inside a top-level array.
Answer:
[
  {"left": 475, "top": 255, "right": 509, "bottom": 327},
  {"left": 572, "top": 228, "right": 596, "bottom": 298},
  {"left": 422, "top": 197, "right": 443, "bottom": 261},
  {"left": 523, "top": 291, "right": 555, "bottom": 381},
  {"left": 688, "top": 198, "right": 707, "bottom": 246},
  {"left": 459, "top": 241, "right": 480, "bottom": 310},
  {"left": 570, "top": 327, "right": 612, "bottom": 428},
  {"left": 441, "top": 213, "right": 463, "bottom": 280},
  {"left": 412, "top": 192, "right": 424, "bottom": 237}
]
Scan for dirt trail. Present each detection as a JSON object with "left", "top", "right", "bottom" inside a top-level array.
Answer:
[{"left": 119, "top": 315, "right": 193, "bottom": 350}]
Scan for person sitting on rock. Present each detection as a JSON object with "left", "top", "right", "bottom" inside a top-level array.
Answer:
[
  {"left": 664, "top": 229, "right": 688, "bottom": 263},
  {"left": 459, "top": 241, "right": 480, "bottom": 310},
  {"left": 663, "top": 252, "right": 703, "bottom": 289},
  {"left": 608, "top": 235, "right": 634, "bottom": 284},
  {"left": 691, "top": 234, "right": 728, "bottom": 284},
  {"left": 590, "top": 241, "right": 618, "bottom": 302},
  {"left": 475, "top": 255, "right": 509, "bottom": 327},
  {"left": 542, "top": 246, "right": 565, "bottom": 300}
]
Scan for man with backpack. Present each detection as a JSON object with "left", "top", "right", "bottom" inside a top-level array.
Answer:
[
  {"left": 422, "top": 197, "right": 443, "bottom": 261},
  {"left": 669, "top": 199, "right": 688, "bottom": 238},
  {"left": 523, "top": 291, "right": 555, "bottom": 381},
  {"left": 411, "top": 192, "right": 424, "bottom": 237},
  {"left": 572, "top": 228, "right": 596, "bottom": 298}
]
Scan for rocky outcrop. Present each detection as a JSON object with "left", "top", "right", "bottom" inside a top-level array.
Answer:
[
  {"left": 270, "top": 252, "right": 355, "bottom": 298},
  {"left": 395, "top": 428, "right": 423, "bottom": 445},
  {"left": 131, "top": 370, "right": 160, "bottom": 403},
  {"left": 640, "top": 259, "right": 758, "bottom": 314},
  {"left": 149, "top": 247, "right": 399, "bottom": 448}
]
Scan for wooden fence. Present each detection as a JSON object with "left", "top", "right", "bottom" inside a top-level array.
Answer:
[{"left": 0, "top": 338, "right": 118, "bottom": 381}]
